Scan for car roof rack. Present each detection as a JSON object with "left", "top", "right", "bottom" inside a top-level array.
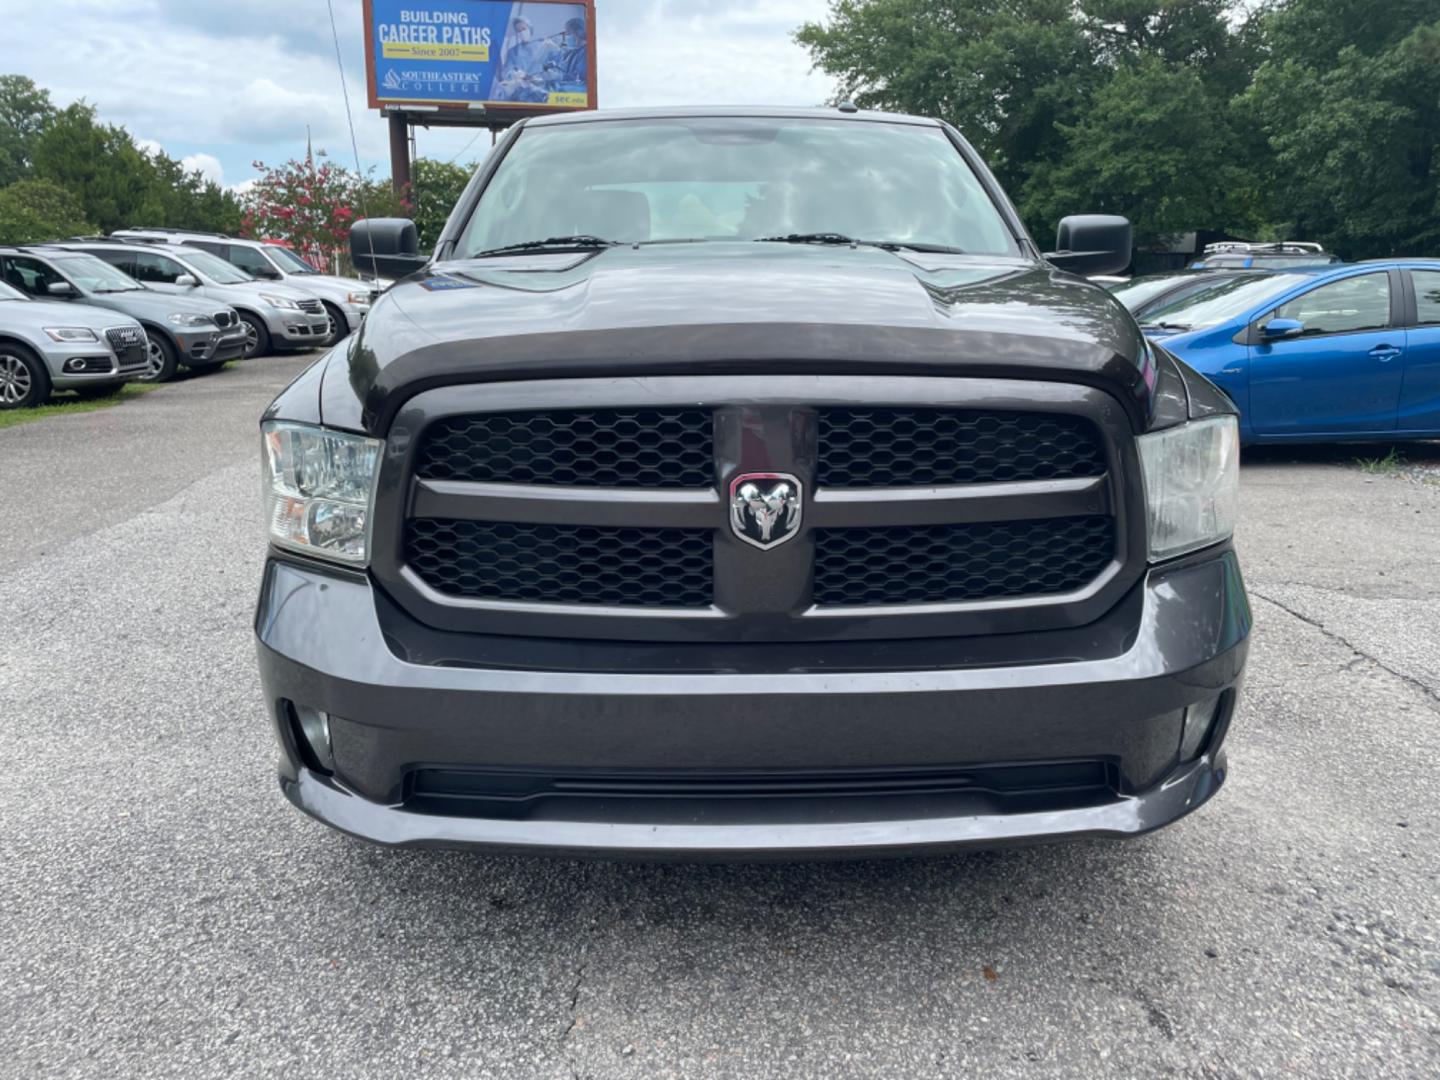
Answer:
[
  {"left": 1201, "top": 240, "right": 1326, "bottom": 256},
  {"left": 119, "top": 226, "right": 233, "bottom": 239}
]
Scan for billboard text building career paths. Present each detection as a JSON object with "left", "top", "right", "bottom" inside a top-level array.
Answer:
[{"left": 365, "top": 1, "right": 597, "bottom": 114}]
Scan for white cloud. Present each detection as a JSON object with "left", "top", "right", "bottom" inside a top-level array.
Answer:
[{"left": 180, "top": 152, "right": 224, "bottom": 186}]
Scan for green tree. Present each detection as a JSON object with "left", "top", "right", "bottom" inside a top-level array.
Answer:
[
  {"left": 0, "top": 75, "right": 55, "bottom": 187},
  {"left": 1024, "top": 56, "right": 1255, "bottom": 246},
  {"left": 30, "top": 102, "right": 155, "bottom": 232},
  {"left": 796, "top": 1, "right": 1258, "bottom": 246},
  {"left": 1246, "top": 9, "right": 1440, "bottom": 257},
  {"left": 0, "top": 178, "right": 94, "bottom": 244},
  {"left": 409, "top": 158, "right": 473, "bottom": 248}
]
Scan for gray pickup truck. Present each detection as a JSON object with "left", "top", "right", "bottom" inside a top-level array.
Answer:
[{"left": 254, "top": 107, "right": 1249, "bottom": 858}]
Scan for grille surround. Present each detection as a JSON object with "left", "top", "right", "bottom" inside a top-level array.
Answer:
[
  {"left": 296, "top": 298, "right": 324, "bottom": 315},
  {"left": 373, "top": 376, "right": 1142, "bottom": 643},
  {"left": 417, "top": 409, "right": 714, "bottom": 488}
]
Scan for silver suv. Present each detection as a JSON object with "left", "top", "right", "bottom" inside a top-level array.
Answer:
[
  {"left": 1, "top": 246, "right": 231, "bottom": 383},
  {"left": 111, "top": 229, "right": 373, "bottom": 345},
  {"left": 0, "top": 279, "right": 147, "bottom": 408},
  {"left": 58, "top": 240, "right": 327, "bottom": 360}
]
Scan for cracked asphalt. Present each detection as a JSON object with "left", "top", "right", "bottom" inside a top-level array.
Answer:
[{"left": 1, "top": 355, "right": 1437, "bottom": 1078}]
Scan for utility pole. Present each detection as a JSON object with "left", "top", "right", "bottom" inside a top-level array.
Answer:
[{"left": 388, "top": 112, "right": 411, "bottom": 195}]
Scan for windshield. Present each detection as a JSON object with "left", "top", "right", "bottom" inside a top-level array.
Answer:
[
  {"left": 264, "top": 245, "right": 319, "bottom": 274},
  {"left": 1141, "top": 273, "right": 1312, "bottom": 330},
  {"left": 54, "top": 253, "right": 145, "bottom": 293},
  {"left": 457, "top": 118, "right": 1020, "bottom": 257},
  {"left": 180, "top": 249, "right": 254, "bottom": 284},
  {"left": 1107, "top": 275, "right": 1188, "bottom": 309},
  {"left": 0, "top": 281, "right": 24, "bottom": 301}
]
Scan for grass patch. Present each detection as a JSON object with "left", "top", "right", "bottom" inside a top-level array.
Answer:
[
  {"left": 1354, "top": 447, "right": 1406, "bottom": 475},
  {"left": 0, "top": 382, "right": 164, "bottom": 431}
]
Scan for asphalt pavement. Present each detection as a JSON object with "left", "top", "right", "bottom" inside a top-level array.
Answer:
[{"left": 2, "top": 354, "right": 1437, "bottom": 1079}]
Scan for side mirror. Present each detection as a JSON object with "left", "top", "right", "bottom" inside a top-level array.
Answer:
[
  {"left": 1260, "top": 317, "right": 1304, "bottom": 340},
  {"left": 1046, "top": 215, "right": 1132, "bottom": 277},
  {"left": 175, "top": 274, "right": 198, "bottom": 287},
  {"left": 351, "top": 218, "right": 427, "bottom": 280},
  {"left": 46, "top": 280, "right": 76, "bottom": 297},
  {"left": 255, "top": 266, "right": 283, "bottom": 280}
]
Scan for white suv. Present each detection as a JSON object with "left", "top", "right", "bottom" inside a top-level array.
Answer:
[{"left": 111, "top": 229, "right": 373, "bottom": 346}]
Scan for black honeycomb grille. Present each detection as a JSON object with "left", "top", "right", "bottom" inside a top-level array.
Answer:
[
  {"left": 813, "top": 517, "right": 1114, "bottom": 607},
  {"left": 818, "top": 408, "right": 1106, "bottom": 487},
  {"left": 417, "top": 410, "right": 714, "bottom": 487},
  {"left": 406, "top": 519, "right": 713, "bottom": 608}
]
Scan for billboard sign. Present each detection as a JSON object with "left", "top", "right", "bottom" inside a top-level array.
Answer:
[{"left": 363, "top": 0, "right": 596, "bottom": 115}]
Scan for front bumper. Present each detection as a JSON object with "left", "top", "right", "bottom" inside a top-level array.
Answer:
[
  {"left": 267, "top": 312, "right": 332, "bottom": 345},
  {"left": 256, "top": 547, "right": 1250, "bottom": 858},
  {"left": 176, "top": 328, "right": 247, "bottom": 364}
]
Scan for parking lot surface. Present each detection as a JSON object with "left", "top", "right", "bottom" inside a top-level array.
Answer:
[{"left": 2, "top": 354, "right": 1437, "bottom": 1079}]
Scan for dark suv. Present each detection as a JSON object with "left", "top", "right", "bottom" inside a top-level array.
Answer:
[{"left": 255, "top": 107, "right": 1249, "bottom": 858}]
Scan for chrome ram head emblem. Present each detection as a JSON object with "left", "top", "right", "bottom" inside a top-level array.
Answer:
[{"left": 729, "top": 472, "right": 803, "bottom": 550}]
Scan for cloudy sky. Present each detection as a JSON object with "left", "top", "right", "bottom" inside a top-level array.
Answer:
[{"left": 0, "top": 0, "right": 839, "bottom": 191}]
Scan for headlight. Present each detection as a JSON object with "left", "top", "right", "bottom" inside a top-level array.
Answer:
[
  {"left": 345, "top": 292, "right": 372, "bottom": 307},
  {"left": 166, "top": 313, "right": 215, "bottom": 328},
  {"left": 43, "top": 327, "right": 99, "bottom": 342},
  {"left": 261, "top": 293, "right": 300, "bottom": 311},
  {"left": 1138, "top": 416, "right": 1240, "bottom": 561},
  {"left": 262, "top": 422, "right": 383, "bottom": 565}
]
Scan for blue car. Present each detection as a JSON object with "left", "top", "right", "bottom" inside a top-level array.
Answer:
[{"left": 1138, "top": 260, "right": 1440, "bottom": 443}]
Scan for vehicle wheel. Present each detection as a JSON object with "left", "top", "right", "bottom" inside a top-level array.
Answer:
[
  {"left": 239, "top": 313, "right": 271, "bottom": 359},
  {"left": 322, "top": 302, "right": 351, "bottom": 347},
  {"left": 0, "top": 344, "right": 51, "bottom": 409},
  {"left": 72, "top": 382, "right": 126, "bottom": 399},
  {"left": 139, "top": 332, "right": 179, "bottom": 383}
]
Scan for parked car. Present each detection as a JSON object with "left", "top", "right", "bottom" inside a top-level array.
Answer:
[
  {"left": 0, "top": 278, "right": 147, "bottom": 408},
  {"left": 1106, "top": 268, "right": 1260, "bottom": 319},
  {"left": 255, "top": 106, "right": 1249, "bottom": 858},
  {"left": 1137, "top": 260, "right": 1440, "bottom": 443},
  {"left": 1189, "top": 241, "right": 1340, "bottom": 270},
  {"left": 56, "top": 240, "right": 325, "bottom": 360},
  {"left": 110, "top": 228, "right": 372, "bottom": 346},
  {"left": 0, "top": 247, "right": 234, "bottom": 382}
]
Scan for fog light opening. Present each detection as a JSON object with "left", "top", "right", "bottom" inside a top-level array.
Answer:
[
  {"left": 288, "top": 702, "right": 335, "bottom": 775},
  {"left": 1180, "top": 694, "right": 1224, "bottom": 763},
  {"left": 64, "top": 358, "right": 87, "bottom": 373}
]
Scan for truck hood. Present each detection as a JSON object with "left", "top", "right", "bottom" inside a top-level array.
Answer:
[{"left": 323, "top": 243, "right": 1153, "bottom": 434}]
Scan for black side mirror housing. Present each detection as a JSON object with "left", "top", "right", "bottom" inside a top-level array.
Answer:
[
  {"left": 351, "top": 218, "right": 428, "bottom": 280},
  {"left": 256, "top": 266, "right": 282, "bottom": 281},
  {"left": 1046, "top": 215, "right": 1132, "bottom": 277}
]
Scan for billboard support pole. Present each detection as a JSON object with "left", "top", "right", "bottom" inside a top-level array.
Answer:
[{"left": 388, "top": 112, "right": 412, "bottom": 196}]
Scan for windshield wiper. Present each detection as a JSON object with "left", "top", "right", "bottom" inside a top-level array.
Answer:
[
  {"left": 472, "top": 235, "right": 619, "bottom": 258},
  {"left": 756, "top": 233, "right": 966, "bottom": 255},
  {"left": 1140, "top": 321, "right": 1193, "bottom": 332}
]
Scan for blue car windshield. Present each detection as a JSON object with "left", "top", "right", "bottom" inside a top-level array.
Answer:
[
  {"left": 457, "top": 117, "right": 1020, "bottom": 257},
  {"left": 1142, "top": 273, "right": 1311, "bottom": 330}
]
